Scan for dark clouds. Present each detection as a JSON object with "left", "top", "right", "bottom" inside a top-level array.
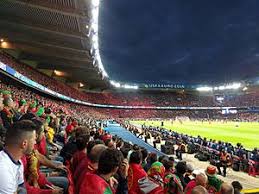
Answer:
[{"left": 99, "top": 0, "right": 259, "bottom": 85}]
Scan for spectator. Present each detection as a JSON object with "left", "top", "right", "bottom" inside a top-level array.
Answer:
[
  {"left": 116, "top": 158, "right": 129, "bottom": 194},
  {"left": 75, "top": 144, "right": 107, "bottom": 193},
  {"left": 231, "top": 181, "right": 243, "bottom": 194},
  {"left": 0, "top": 120, "right": 36, "bottom": 194},
  {"left": 220, "top": 183, "right": 234, "bottom": 194},
  {"left": 79, "top": 148, "right": 123, "bottom": 194},
  {"left": 191, "top": 185, "right": 208, "bottom": 194},
  {"left": 164, "top": 157, "right": 174, "bottom": 176},
  {"left": 184, "top": 164, "right": 194, "bottom": 184},
  {"left": 71, "top": 126, "right": 90, "bottom": 172},
  {"left": 105, "top": 138, "right": 116, "bottom": 149},
  {"left": 138, "top": 161, "right": 165, "bottom": 193},
  {"left": 184, "top": 173, "right": 208, "bottom": 194},
  {"left": 164, "top": 161, "right": 187, "bottom": 194},
  {"left": 216, "top": 150, "right": 231, "bottom": 177},
  {"left": 59, "top": 131, "right": 77, "bottom": 162},
  {"left": 141, "top": 148, "right": 148, "bottom": 168},
  {"left": 23, "top": 118, "right": 67, "bottom": 193},
  {"left": 175, "top": 161, "right": 188, "bottom": 188},
  {"left": 0, "top": 94, "right": 6, "bottom": 139},
  {"left": 205, "top": 165, "right": 223, "bottom": 194},
  {"left": 128, "top": 151, "right": 147, "bottom": 194},
  {"left": 0, "top": 97, "right": 15, "bottom": 128},
  {"left": 144, "top": 152, "right": 158, "bottom": 172}
]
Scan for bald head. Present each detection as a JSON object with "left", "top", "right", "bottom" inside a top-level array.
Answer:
[
  {"left": 88, "top": 144, "right": 107, "bottom": 163},
  {"left": 221, "top": 183, "right": 234, "bottom": 194},
  {"left": 191, "top": 185, "right": 208, "bottom": 194},
  {"left": 196, "top": 173, "right": 208, "bottom": 187},
  {"left": 191, "top": 186, "right": 208, "bottom": 194}
]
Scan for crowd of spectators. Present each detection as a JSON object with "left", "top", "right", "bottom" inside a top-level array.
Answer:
[
  {"left": 0, "top": 81, "right": 242, "bottom": 194},
  {"left": 1, "top": 53, "right": 259, "bottom": 193},
  {"left": 0, "top": 69, "right": 253, "bottom": 194},
  {"left": 123, "top": 122, "right": 259, "bottom": 178},
  {"left": 1, "top": 51, "right": 259, "bottom": 109}
]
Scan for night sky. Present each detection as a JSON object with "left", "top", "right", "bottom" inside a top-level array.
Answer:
[{"left": 99, "top": 0, "right": 259, "bottom": 85}]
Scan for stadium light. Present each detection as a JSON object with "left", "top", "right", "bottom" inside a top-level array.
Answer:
[
  {"left": 110, "top": 80, "right": 121, "bottom": 88},
  {"left": 91, "top": 23, "right": 98, "bottom": 32},
  {"left": 92, "top": 34, "right": 98, "bottom": 44},
  {"left": 90, "top": 0, "right": 109, "bottom": 78},
  {"left": 110, "top": 80, "right": 138, "bottom": 89},
  {"left": 219, "top": 83, "right": 241, "bottom": 90},
  {"left": 218, "top": 86, "right": 226, "bottom": 90},
  {"left": 231, "top": 82, "right": 241, "bottom": 89},
  {"left": 79, "top": 83, "right": 84, "bottom": 88},
  {"left": 124, "top": 84, "right": 139, "bottom": 89},
  {"left": 196, "top": 86, "right": 213, "bottom": 92},
  {"left": 242, "top": 87, "right": 248, "bottom": 91},
  {"left": 92, "top": 9, "right": 99, "bottom": 20},
  {"left": 0, "top": 41, "right": 8, "bottom": 48},
  {"left": 197, "top": 82, "right": 242, "bottom": 92},
  {"left": 89, "top": 0, "right": 141, "bottom": 88},
  {"left": 92, "top": 0, "right": 100, "bottom": 7},
  {"left": 54, "top": 70, "right": 65, "bottom": 76}
]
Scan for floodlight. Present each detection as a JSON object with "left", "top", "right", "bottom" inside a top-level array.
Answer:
[
  {"left": 196, "top": 86, "right": 213, "bottom": 92},
  {"left": 92, "top": 0, "right": 100, "bottom": 7}
]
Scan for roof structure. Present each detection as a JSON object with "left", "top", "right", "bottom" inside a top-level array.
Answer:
[{"left": 0, "top": 0, "right": 109, "bottom": 91}]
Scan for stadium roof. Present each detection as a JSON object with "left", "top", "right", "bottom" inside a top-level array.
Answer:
[
  {"left": 1, "top": 0, "right": 259, "bottom": 91},
  {"left": 99, "top": 0, "right": 259, "bottom": 86},
  {"left": 0, "top": 0, "right": 109, "bottom": 91}
]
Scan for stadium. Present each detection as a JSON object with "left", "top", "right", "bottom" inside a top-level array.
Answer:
[{"left": 0, "top": 0, "right": 259, "bottom": 194}]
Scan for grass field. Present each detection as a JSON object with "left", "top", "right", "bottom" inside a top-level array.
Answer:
[{"left": 131, "top": 120, "right": 259, "bottom": 150}]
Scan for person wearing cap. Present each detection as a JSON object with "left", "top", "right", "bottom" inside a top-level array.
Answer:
[
  {"left": 137, "top": 161, "right": 165, "bottom": 194},
  {"left": 205, "top": 165, "right": 223, "bottom": 193}
]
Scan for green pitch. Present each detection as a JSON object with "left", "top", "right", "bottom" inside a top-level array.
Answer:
[{"left": 131, "top": 120, "right": 259, "bottom": 150}]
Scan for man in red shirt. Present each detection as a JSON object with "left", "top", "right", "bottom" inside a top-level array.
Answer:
[
  {"left": 70, "top": 127, "right": 90, "bottom": 173},
  {"left": 78, "top": 148, "right": 123, "bottom": 194},
  {"left": 74, "top": 144, "right": 106, "bottom": 193},
  {"left": 128, "top": 151, "right": 147, "bottom": 194}
]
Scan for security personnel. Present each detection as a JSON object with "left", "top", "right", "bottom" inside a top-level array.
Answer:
[{"left": 217, "top": 150, "right": 231, "bottom": 177}]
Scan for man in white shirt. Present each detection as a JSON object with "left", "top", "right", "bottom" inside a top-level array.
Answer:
[{"left": 0, "top": 120, "right": 37, "bottom": 194}]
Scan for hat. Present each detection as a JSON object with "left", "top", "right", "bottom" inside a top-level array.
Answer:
[{"left": 205, "top": 165, "right": 217, "bottom": 177}]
